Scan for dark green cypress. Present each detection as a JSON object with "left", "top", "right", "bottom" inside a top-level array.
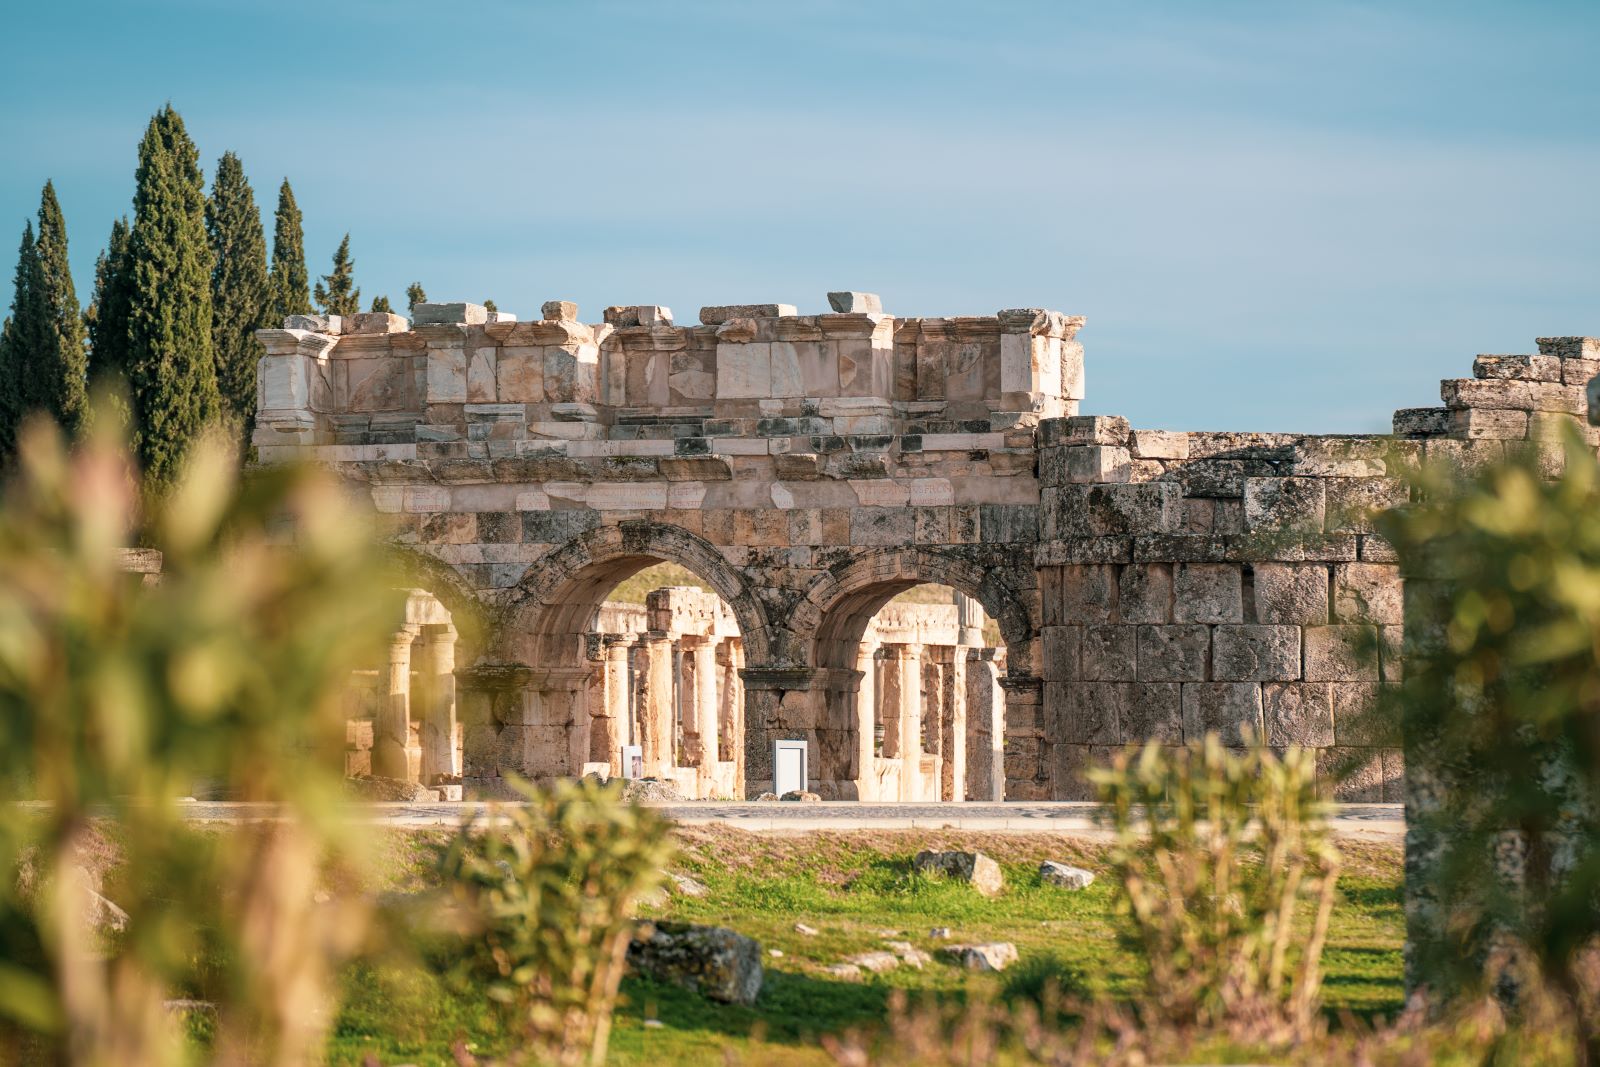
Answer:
[
  {"left": 124, "top": 105, "right": 219, "bottom": 489},
  {"left": 269, "top": 179, "right": 311, "bottom": 322},
  {"left": 405, "top": 282, "right": 426, "bottom": 311},
  {"left": 205, "top": 151, "right": 270, "bottom": 435},
  {"left": 30, "top": 181, "right": 88, "bottom": 433},
  {"left": 483, "top": 299, "right": 497, "bottom": 313},
  {"left": 313, "top": 234, "right": 360, "bottom": 317},
  {"left": 369, "top": 295, "right": 392, "bottom": 313},
  {"left": 0, "top": 222, "right": 43, "bottom": 456},
  {"left": 86, "top": 216, "right": 132, "bottom": 390}
]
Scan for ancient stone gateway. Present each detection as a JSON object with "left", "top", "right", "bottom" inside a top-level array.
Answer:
[{"left": 253, "top": 295, "right": 1598, "bottom": 801}]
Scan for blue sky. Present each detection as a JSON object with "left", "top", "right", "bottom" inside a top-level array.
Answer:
[{"left": 3, "top": 0, "right": 1597, "bottom": 432}]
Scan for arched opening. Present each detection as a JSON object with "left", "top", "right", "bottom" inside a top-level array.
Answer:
[
  {"left": 472, "top": 523, "right": 766, "bottom": 800},
  {"left": 794, "top": 547, "right": 1038, "bottom": 802}
]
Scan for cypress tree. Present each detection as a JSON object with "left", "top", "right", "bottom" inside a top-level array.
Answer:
[
  {"left": 483, "top": 299, "right": 497, "bottom": 313},
  {"left": 369, "top": 295, "right": 392, "bottom": 313},
  {"left": 268, "top": 179, "right": 310, "bottom": 322},
  {"left": 313, "top": 234, "right": 360, "bottom": 317},
  {"left": 124, "top": 104, "right": 219, "bottom": 489},
  {"left": 86, "top": 216, "right": 132, "bottom": 390},
  {"left": 0, "top": 222, "right": 43, "bottom": 456},
  {"left": 30, "top": 181, "right": 88, "bottom": 433},
  {"left": 205, "top": 151, "right": 270, "bottom": 435},
  {"left": 405, "top": 281, "right": 426, "bottom": 311}
]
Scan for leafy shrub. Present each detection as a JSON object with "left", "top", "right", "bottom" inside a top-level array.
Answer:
[
  {"left": 0, "top": 412, "right": 404, "bottom": 1066},
  {"left": 437, "top": 776, "right": 675, "bottom": 1066},
  {"left": 1091, "top": 735, "right": 1340, "bottom": 1039}
]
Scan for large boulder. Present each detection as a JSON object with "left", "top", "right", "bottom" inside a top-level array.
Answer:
[
  {"left": 912, "top": 850, "right": 1004, "bottom": 897},
  {"left": 345, "top": 775, "right": 439, "bottom": 802},
  {"left": 627, "top": 922, "right": 763, "bottom": 1005},
  {"left": 619, "top": 777, "right": 683, "bottom": 803}
]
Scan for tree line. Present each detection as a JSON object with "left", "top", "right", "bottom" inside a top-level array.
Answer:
[{"left": 0, "top": 105, "right": 430, "bottom": 489}]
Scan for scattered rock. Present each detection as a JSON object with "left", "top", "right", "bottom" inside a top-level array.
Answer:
[
  {"left": 912, "top": 850, "right": 1004, "bottom": 897},
  {"left": 667, "top": 872, "right": 709, "bottom": 898},
  {"left": 780, "top": 790, "right": 821, "bottom": 802},
  {"left": 643, "top": 1018, "right": 664, "bottom": 1029},
  {"left": 846, "top": 951, "right": 900, "bottom": 974},
  {"left": 755, "top": 792, "right": 779, "bottom": 801},
  {"left": 794, "top": 922, "right": 819, "bottom": 936},
  {"left": 627, "top": 922, "right": 763, "bottom": 1005},
  {"left": 821, "top": 963, "right": 862, "bottom": 980},
  {"left": 1039, "top": 861, "right": 1095, "bottom": 890},
  {"left": 939, "top": 942, "right": 1019, "bottom": 973},
  {"left": 70, "top": 866, "right": 128, "bottom": 935},
  {"left": 882, "top": 941, "right": 932, "bottom": 969},
  {"left": 162, "top": 999, "right": 215, "bottom": 1016},
  {"left": 769, "top": 949, "right": 784, "bottom": 958},
  {"left": 619, "top": 777, "right": 683, "bottom": 803},
  {"left": 929, "top": 927, "right": 953, "bottom": 939},
  {"left": 345, "top": 775, "right": 439, "bottom": 803}
]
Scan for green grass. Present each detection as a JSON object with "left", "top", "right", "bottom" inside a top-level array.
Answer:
[{"left": 319, "top": 827, "right": 1406, "bottom": 1065}]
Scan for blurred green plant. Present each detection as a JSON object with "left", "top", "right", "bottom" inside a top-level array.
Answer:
[
  {"left": 436, "top": 776, "right": 675, "bottom": 1066},
  {"left": 1380, "top": 428, "right": 1600, "bottom": 1062},
  {"left": 0, "top": 406, "right": 405, "bottom": 1066},
  {"left": 1091, "top": 735, "right": 1340, "bottom": 1041}
]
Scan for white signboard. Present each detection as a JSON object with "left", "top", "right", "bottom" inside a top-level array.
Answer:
[
  {"left": 620, "top": 745, "right": 644, "bottom": 780},
  {"left": 773, "top": 739, "right": 808, "bottom": 796}
]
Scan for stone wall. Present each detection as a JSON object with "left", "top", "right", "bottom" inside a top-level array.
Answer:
[{"left": 253, "top": 295, "right": 1598, "bottom": 801}]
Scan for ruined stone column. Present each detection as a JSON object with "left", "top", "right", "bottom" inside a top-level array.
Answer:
[
  {"left": 854, "top": 640, "right": 879, "bottom": 801},
  {"left": 455, "top": 663, "right": 533, "bottom": 799},
  {"left": 639, "top": 633, "right": 674, "bottom": 776},
  {"left": 594, "top": 635, "right": 633, "bottom": 771},
  {"left": 418, "top": 623, "right": 457, "bottom": 783},
  {"left": 878, "top": 643, "right": 923, "bottom": 801},
  {"left": 943, "top": 648, "right": 968, "bottom": 802},
  {"left": 965, "top": 648, "right": 1005, "bottom": 801},
  {"left": 374, "top": 627, "right": 417, "bottom": 780},
  {"left": 687, "top": 637, "right": 719, "bottom": 795},
  {"left": 955, "top": 590, "right": 984, "bottom": 648}
]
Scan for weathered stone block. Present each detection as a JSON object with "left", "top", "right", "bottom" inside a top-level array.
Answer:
[
  {"left": 1332, "top": 563, "right": 1403, "bottom": 625},
  {"left": 1212, "top": 625, "right": 1301, "bottom": 681},
  {"left": 827, "top": 291, "right": 883, "bottom": 314},
  {"left": 1181, "top": 683, "right": 1263, "bottom": 745},
  {"left": 1263, "top": 682, "right": 1334, "bottom": 746},
  {"left": 414, "top": 302, "right": 488, "bottom": 326},
  {"left": 1065, "top": 446, "right": 1132, "bottom": 484},
  {"left": 1253, "top": 563, "right": 1329, "bottom": 625},
  {"left": 1123, "top": 682, "right": 1182, "bottom": 742},
  {"left": 1392, "top": 407, "right": 1451, "bottom": 437},
  {"left": 1059, "top": 682, "right": 1124, "bottom": 744},
  {"left": 1117, "top": 563, "right": 1172, "bottom": 623},
  {"left": 542, "top": 299, "right": 578, "bottom": 321},
  {"left": 1057, "top": 564, "right": 1117, "bottom": 624},
  {"left": 1243, "top": 477, "right": 1326, "bottom": 531},
  {"left": 1081, "top": 625, "right": 1137, "bottom": 681},
  {"left": 1174, "top": 563, "right": 1243, "bottom": 623},
  {"left": 1450, "top": 408, "right": 1528, "bottom": 440},
  {"left": 1040, "top": 626, "right": 1081, "bottom": 681},
  {"left": 1303, "top": 625, "right": 1379, "bottom": 681},
  {"left": 1331, "top": 682, "right": 1399, "bottom": 745},
  {"left": 1136, "top": 624, "right": 1209, "bottom": 682},
  {"left": 1473, "top": 354, "right": 1562, "bottom": 382},
  {"left": 1049, "top": 483, "right": 1184, "bottom": 537},
  {"left": 700, "top": 304, "right": 798, "bottom": 325},
  {"left": 1130, "top": 429, "right": 1188, "bottom": 459}
]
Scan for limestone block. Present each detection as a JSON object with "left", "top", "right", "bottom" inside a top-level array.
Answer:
[
  {"left": 913, "top": 850, "right": 1004, "bottom": 896},
  {"left": 1181, "top": 683, "right": 1263, "bottom": 745},
  {"left": 1392, "top": 407, "right": 1451, "bottom": 437},
  {"left": 544, "top": 344, "right": 599, "bottom": 404},
  {"left": 1059, "top": 682, "right": 1124, "bottom": 744},
  {"left": 1130, "top": 429, "right": 1189, "bottom": 459},
  {"left": 636, "top": 305, "right": 674, "bottom": 326},
  {"left": 1440, "top": 377, "right": 1532, "bottom": 410},
  {"left": 1041, "top": 626, "right": 1080, "bottom": 680},
  {"left": 1474, "top": 354, "right": 1562, "bottom": 382},
  {"left": 850, "top": 507, "right": 916, "bottom": 546},
  {"left": 486, "top": 310, "right": 517, "bottom": 324},
  {"left": 1058, "top": 564, "right": 1117, "bottom": 624},
  {"left": 1332, "top": 563, "right": 1402, "bottom": 625},
  {"left": 667, "top": 350, "right": 714, "bottom": 402},
  {"left": 542, "top": 300, "right": 578, "bottom": 321},
  {"left": 1450, "top": 408, "right": 1528, "bottom": 440},
  {"left": 495, "top": 347, "right": 543, "bottom": 403},
  {"left": 700, "top": 304, "right": 797, "bottom": 325},
  {"left": 1263, "top": 682, "right": 1334, "bottom": 746},
  {"left": 413, "top": 302, "right": 488, "bottom": 326},
  {"left": 1304, "top": 625, "right": 1379, "bottom": 681},
  {"left": 1049, "top": 483, "right": 1184, "bottom": 537},
  {"left": 467, "top": 346, "right": 497, "bottom": 402},
  {"left": 1065, "top": 446, "right": 1132, "bottom": 484},
  {"left": 769, "top": 342, "right": 804, "bottom": 398},
  {"left": 1325, "top": 478, "right": 1406, "bottom": 533},
  {"left": 426, "top": 347, "right": 468, "bottom": 404},
  {"left": 1060, "top": 340, "right": 1086, "bottom": 401},
  {"left": 261, "top": 355, "right": 310, "bottom": 410},
  {"left": 1536, "top": 336, "right": 1600, "bottom": 360},
  {"left": 1253, "top": 563, "right": 1330, "bottom": 625},
  {"left": 1123, "top": 682, "right": 1182, "bottom": 743},
  {"left": 1212, "top": 625, "right": 1300, "bottom": 681},
  {"left": 1136, "top": 625, "right": 1209, "bottom": 682},
  {"left": 716, "top": 342, "right": 773, "bottom": 398},
  {"left": 284, "top": 313, "right": 342, "bottom": 333},
  {"left": 1118, "top": 564, "right": 1173, "bottom": 623},
  {"left": 827, "top": 291, "right": 883, "bottom": 314},
  {"left": 348, "top": 311, "right": 407, "bottom": 334},
  {"left": 1080, "top": 625, "right": 1137, "bottom": 681},
  {"left": 1525, "top": 381, "right": 1587, "bottom": 413},
  {"left": 1243, "top": 477, "right": 1326, "bottom": 531},
  {"left": 1174, "top": 563, "right": 1243, "bottom": 624},
  {"left": 1561, "top": 357, "right": 1600, "bottom": 385}
]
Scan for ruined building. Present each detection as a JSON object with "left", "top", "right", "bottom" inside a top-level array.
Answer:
[{"left": 251, "top": 294, "right": 1599, "bottom": 801}]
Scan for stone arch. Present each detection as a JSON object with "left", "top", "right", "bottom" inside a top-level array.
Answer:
[
  {"left": 794, "top": 547, "right": 1038, "bottom": 679},
  {"left": 383, "top": 543, "right": 492, "bottom": 663},
  {"left": 495, "top": 520, "right": 771, "bottom": 667}
]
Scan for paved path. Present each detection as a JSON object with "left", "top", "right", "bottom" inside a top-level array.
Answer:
[{"left": 177, "top": 800, "right": 1405, "bottom": 839}]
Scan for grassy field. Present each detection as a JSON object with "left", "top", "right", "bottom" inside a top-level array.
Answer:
[{"left": 323, "top": 827, "right": 1406, "bottom": 1066}]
